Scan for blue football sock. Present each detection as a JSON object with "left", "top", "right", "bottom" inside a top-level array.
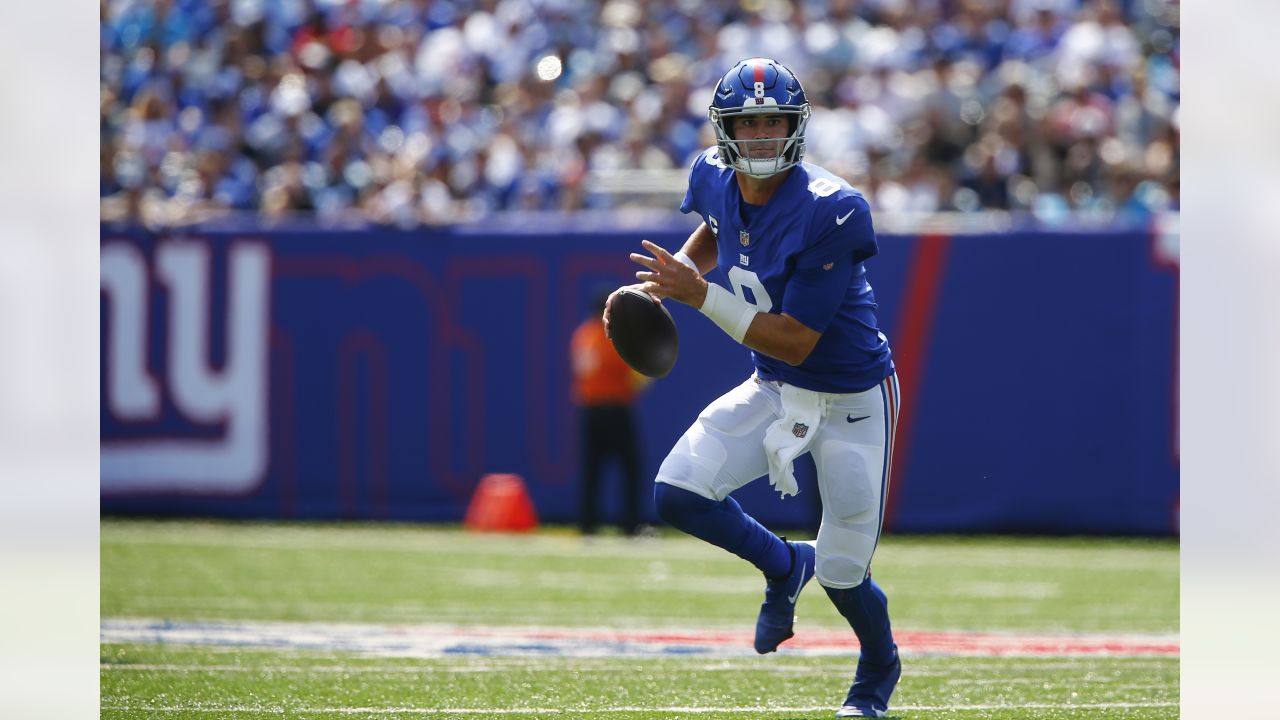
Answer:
[
  {"left": 653, "top": 482, "right": 791, "bottom": 578},
  {"left": 824, "top": 576, "right": 897, "bottom": 666}
]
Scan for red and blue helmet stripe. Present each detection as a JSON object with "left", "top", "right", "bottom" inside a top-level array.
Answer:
[{"left": 712, "top": 57, "right": 808, "bottom": 110}]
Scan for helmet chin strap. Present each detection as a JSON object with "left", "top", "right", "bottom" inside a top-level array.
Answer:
[
  {"left": 729, "top": 136, "right": 801, "bottom": 178},
  {"left": 735, "top": 156, "right": 786, "bottom": 178}
]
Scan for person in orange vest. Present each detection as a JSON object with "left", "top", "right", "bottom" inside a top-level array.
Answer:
[{"left": 570, "top": 289, "right": 651, "bottom": 536}]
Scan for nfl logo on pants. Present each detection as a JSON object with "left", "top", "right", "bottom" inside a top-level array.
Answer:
[{"left": 792, "top": 423, "right": 808, "bottom": 438}]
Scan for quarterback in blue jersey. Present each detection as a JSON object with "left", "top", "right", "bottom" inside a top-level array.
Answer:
[{"left": 608, "top": 58, "right": 902, "bottom": 718}]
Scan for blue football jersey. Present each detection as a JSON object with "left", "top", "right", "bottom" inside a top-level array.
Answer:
[{"left": 680, "top": 146, "right": 894, "bottom": 393}]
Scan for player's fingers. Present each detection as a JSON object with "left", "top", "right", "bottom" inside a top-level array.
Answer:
[
  {"left": 629, "top": 252, "right": 662, "bottom": 271},
  {"left": 603, "top": 289, "right": 622, "bottom": 325},
  {"left": 641, "top": 240, "right": 676, "bottom": 262}
]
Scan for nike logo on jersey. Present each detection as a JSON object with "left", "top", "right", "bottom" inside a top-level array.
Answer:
[
  {"left": 847, "top": 415, "right": 870, "bottom": 423},
  {"left": 836, "top": 208, "right": 855, "bottom": 225},
  {"left": 787, "top": 561, "right": 810, "bottom": 604}
]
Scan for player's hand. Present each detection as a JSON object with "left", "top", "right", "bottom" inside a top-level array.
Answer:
[
  {"left": 602, "top": 283, "right": 652, "bottom": 338},
  {"left": 630, "top": 240, "right": 709, "bottom": 309}
]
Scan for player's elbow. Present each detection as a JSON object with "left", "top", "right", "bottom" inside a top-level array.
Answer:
[
  {"left": 779, "top": 321, "right": 821, "bottom": 366},
  {"left": 781, "top": 347, "right": 813, "bottom": 366},
  {"left": 780, "top": 338, "right": 819, "bottom": 366},
  {"left": 759, "top": 341, "right": 810, "bottom": 366},
  {"left": 756, "top": 315, "right": 820, "bottom": 366}
]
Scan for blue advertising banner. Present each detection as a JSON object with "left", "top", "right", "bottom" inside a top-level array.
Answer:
[{"left": 101, "top": 218, "right": 1178, "bottom": 535}]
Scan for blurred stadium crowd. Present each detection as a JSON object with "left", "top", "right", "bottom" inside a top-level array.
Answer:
[{"left": 100, "top": 0, "right": 1179, "bottom": 227}]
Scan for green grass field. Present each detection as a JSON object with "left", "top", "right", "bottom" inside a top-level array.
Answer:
[{"left": 101, "top": 520, "right": 1178, "bottom": 719}]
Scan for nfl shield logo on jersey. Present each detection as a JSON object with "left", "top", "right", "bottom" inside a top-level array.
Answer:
[
  {"left": 792, "top": 423, "right": 809, "bottom": 438},
  {"left": 739, "top": 230, "right": 750, "bottom": 246}
]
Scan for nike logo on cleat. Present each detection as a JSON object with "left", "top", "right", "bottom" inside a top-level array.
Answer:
[
  {"left": 847, "top": 415, "right": 870, "bottom": 423},
  {"left": 836, "top": 209, "right": 855, "bottom": 225},
  {"left": 787, "top": 562, "right": 809, "bottom": 604}
]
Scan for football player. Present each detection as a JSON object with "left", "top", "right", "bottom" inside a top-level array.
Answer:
[{"left": 607, "top": 58, "right": 902, "bottom": 718}]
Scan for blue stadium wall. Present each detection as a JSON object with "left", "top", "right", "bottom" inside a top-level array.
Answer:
[{"left": 100, "top": 217, "right": 1179, "bottom": 535}]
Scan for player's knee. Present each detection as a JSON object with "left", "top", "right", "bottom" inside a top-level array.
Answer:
[
  {"left": 816, "top": 442, "right": 879, "bottom": 523},
  {"left": 654, "top": 433, "right": 730, "bottom": 501},
  {"left": 815, "top": 524, "right": 876, "bottom": 588},
  {"left": 817, "top": 555, "right": 868, "bottom": 589},
  {"left": 653, "top": 481, "right": 716, "bottom": 529}
]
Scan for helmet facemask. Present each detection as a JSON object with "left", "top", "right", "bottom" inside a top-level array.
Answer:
[{"left": 709, "top": 104, "right": 811, "bottom": 178}]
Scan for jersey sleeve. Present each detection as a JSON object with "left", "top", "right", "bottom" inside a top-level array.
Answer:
[
  {"left": 794, "top": 193, "right": 878, "bottom": 270},
  {"left": 780, "top": 252, "right": 856, "bottom": 333},
  {"left": 679, "top": 148, "right": 712, "bottom": 215}
]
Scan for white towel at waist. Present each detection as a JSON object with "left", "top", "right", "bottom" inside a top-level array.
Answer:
[{"left": 762, "top": 383, "right": 828, "bottom": 498}]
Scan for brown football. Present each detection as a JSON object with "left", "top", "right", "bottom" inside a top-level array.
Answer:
[{"left": 608, "top": 287, "right": 679, "bottom": 378}]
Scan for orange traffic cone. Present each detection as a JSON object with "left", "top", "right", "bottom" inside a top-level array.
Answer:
[{"left": 463, "top": 473, "right": 539, "bottom": 532}]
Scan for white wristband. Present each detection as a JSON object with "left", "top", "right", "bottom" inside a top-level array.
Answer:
[
  {"left": 700, "top": 283, "right": 756, "bottom": 343},
  {"left": 673, "top": 251, "right": 699, "bottom": 273}
]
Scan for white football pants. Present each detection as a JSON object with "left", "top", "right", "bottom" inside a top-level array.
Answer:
[{"left": 655, "top": 372, "right": 900, "bottom": 589}]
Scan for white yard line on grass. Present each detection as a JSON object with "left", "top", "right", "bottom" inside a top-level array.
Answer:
[
  {"left": 101, "top": 701, "right": 1180, "bottom": 714},
  {"left": 101, "top": 662, "right": 1170, "bottom": 683}
]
